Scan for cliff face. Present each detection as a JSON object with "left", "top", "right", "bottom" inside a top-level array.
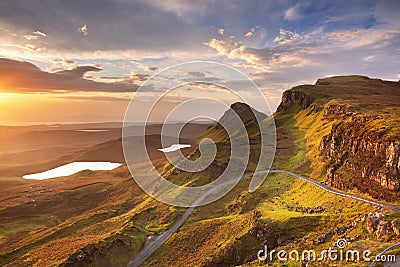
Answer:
[
  {"left": 276, "top": 90, "right": 314, "bottom": 112},
  {"left": 320, "top": 116, "right": 400, "bottom": 193},
  {"left": 276, "top": 76, "right": 400, "bottom": 200}
]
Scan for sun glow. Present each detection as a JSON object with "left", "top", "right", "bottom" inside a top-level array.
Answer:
[{"left": 0, "top": 92, "right": 20, "bottom": 100}]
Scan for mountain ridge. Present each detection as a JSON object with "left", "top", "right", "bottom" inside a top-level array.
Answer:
[{"left": 275, "top": 75, "right": 400, "bottom": 201}]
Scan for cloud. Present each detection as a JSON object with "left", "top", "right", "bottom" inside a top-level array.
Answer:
[
  {"left": 217, "top": 28, "right": 224, "bottom": 35},
  {"left": 78, "top": 24, "right": 88, "bottom": 36},
  {"left": 128, "top": 71, "right": 150, "bottom": 82},
  {"left": 23, "top": 30, "right": 47, "bottom": 40},
  {"left": 206, "top": 28, "right": 311, "bottom": 68},
  {"left": 284, "top": 5, "right": 302, "bottom": 21},
  {"left": 323, "top": 27, "right": 399, "bottom": 49},
  {"left": 53, "top": 95, "right": 131, "bottom": 102},
  {"left": 0, "top": 1, "right": 398, "bottom": 110},
  {"left": 273, "top": 28, "right": 301, "bottom": 45},
  {"left": 205, "top": 24, "right": 400, "bottom": 110},
  {"left": 187, "top": 71, "right": 206, "bottom": 77},
  {"left": 133, "top": 61, "right": 159, "bottom": 72},
  {"left": 33, "top": 30, "right": 46, "bottom": 37},
  {"left": 209, "top": 26, "right": 400, "bottom": 69},
  {"left": 23, "top": 34, "right": 38, "bottom": 40},
  {"left": 205, "top": 39, "right": 261, "bottom": 64},
  {"left": 0, "top": 0, "right": 206, "bottom": 56},
  {"left": 0, "top": 58, "right": 140, "bottom": 93},
  {"left": 47, "top": 58, "right": 77, "bottom": 72},
  {"left": 142, "top": 0, "right": 213, "bottom": 19},
  {"left": 244, "top": 31, "right": 253, "bottom": 37},
  {"left": 144, "top": 66, "right": 158, "bottom": 71}
]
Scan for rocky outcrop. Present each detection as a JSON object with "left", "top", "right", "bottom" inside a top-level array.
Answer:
[
  {"left": 227, "top": 195, "right": 248, "bottom": 214},
  {"left": 276, "top": 89, "right": 315, "bottom": 112},
  {"left": 287, "top": 206, "right": 326, "bottom": 214},
  {"left": 219, "top": 102, "right": 267, "bottom": 127},
  {"left": 323, "top": 102, "right": 355, "bottom": 118},
  {"left": 62, "top": 236, "right": 132, "bottom": 267},
  {"left": 363, "top": 212, "right": 400, "bottom": 240},
  {"left": 320, "top": 115, "right": 400, "bottom": 196},
  {"left": 313, "top": 212, "right": 399, "bottom": 245}
]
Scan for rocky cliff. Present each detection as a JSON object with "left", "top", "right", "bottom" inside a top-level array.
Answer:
[
  {"left": 276, "top": 88, "right": 315, "bottom": 112},
  {"left": 320, "top": 115, "right": 400, "bottom": 196},
  {"left": 276, "top": 76, "right": 400, "bottom": 200}
]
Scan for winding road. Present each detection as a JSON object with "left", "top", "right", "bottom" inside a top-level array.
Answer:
[
  {"left": 127, "top": 169, "right": 400, "bottom": 267},
  {"left": 263, "top": 170, "right": 400, "bottom": 213},
  {"left": 372, "top": 243, "right": 400, "bottom": 267}
]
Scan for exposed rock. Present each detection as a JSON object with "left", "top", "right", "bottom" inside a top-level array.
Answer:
[
  {"left": 227, "top": 195, "right": 248, "bottom": 214},
  {"left": 249, "top": 217, "right": 278, "bottom": 246},
  {"left": 276, "top": 90, "right": 315, "bottom": 112},
  {"left": 320, "top": 115, "right": 400, "bottom": 198},
  {"left": 347, "top": 235, "right": 360, "bottom": 242},
  {"left": 316, "top": 233, "right": 326, "bottom": 244},
  {"left": 366, "top": 213, "right": 380, "bottom": 233},
  {"left": 392, "top": 219, "right": 400, "bottom": 236},
  {"left": 316, "top": 213, "right": 399, "bottom": 245},
  {"left": 326, "top": 218, "right": 360, "bottom": 237},
  {"left": 376, "top": 212, "right": 387, "bottom": 219},
  {"left": 250, "top": 222, "right": 274, "bottom": 243},
  {"left": 288, "top": 206, "right": 326, "bottom": 214},
  {"left": 275, "top": 76, "right": 400, "bottom": 201},
  {"left": 333, "top": 226, "right": 348, "bottom": 235},
  {"left": 62, "top": 237, "right": 132, "bottom": 267},
  {"left": 363, "top": 212, "right": 400, "bottom": 240},
  {"left": 351, "top": 217, "right": 361, "bottom": 228},
  {"left": 323, "top": 102, "right": 354, "bottom": 118},
  {"left": 376, "top": 220, "right": 392, "bottom": 239}
]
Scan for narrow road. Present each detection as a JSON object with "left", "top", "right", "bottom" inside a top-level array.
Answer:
[
  {"left": 258, "top": 170, "right": 400, "bottom": 213},
  {"left": 372, "top": 243, "right": 400, "bottom": 267},
  {"left": 127, "top": 169, "right": 400, "bottom": 267},
  {"left": 127, "top": 206, "right": 196, "bottom": 267},
  {"left": 127, "top": 178, "right": 239, "bottom": 267}
]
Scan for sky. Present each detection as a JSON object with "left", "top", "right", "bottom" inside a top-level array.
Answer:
[{"left": 0, "top": 0, "right": 399, "bottom": 124}]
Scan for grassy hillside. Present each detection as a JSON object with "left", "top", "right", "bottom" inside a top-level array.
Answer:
[
  {"left": 281, "top": 76, "right": 400, "bottom": 201},
  {"left": 141, "top": 76, "right": 400, "bottom": 266},
  {"left": 1, "top": 76, "right": 399, "bottom": 266},
  {"left": 142, "top": 81, "right": 400, "bottom": 266}
]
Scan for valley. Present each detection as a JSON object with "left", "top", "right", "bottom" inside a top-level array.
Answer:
[{"left": 0, "top": 76, "right": 399, "bottom": 267}]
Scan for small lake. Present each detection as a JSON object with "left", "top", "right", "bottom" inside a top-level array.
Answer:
[
  {"left": 158, "top": 144, "right": 191, "bottom": 153},
  {"left": 22, "top": 162, "right": 122, "bottom": 180}
]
